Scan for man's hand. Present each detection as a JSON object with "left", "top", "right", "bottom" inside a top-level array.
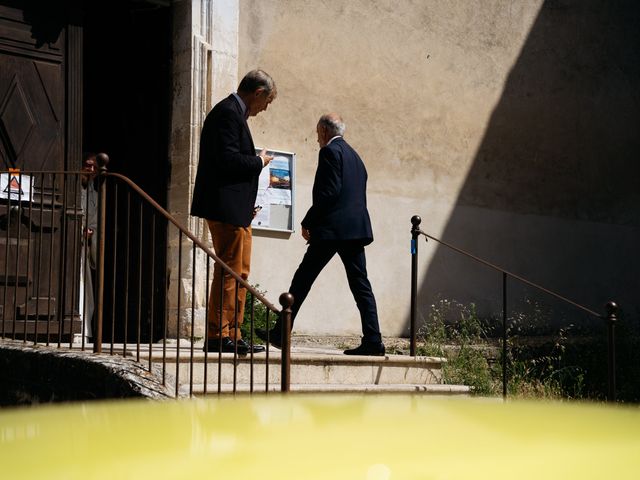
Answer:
[
  {"left": 259, "top": 148, "right": 274, "bottom": 167},
  {"left": 302, "top": 227, "right": 311, "bottom": 241}
]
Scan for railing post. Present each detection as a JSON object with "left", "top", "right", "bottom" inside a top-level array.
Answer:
[
  {"left": 93, "top": 153, "right": 109, "bottom": 353},
  {"left": 606, "top": 301, "right": 618, "bottom": 402},
  {"left": 410, "top": 215, "right": 421, "bottom": 356},
  {"left": 502, "top": 272, "right": 507, "bottom": 400},
  {"left": 279, "top": 292, "right": 294, "bottom": 392}
]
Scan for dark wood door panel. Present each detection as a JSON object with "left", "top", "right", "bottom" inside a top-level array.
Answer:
[
  {"left": 0, "top": 55, "right": 64, "bottom": 171},
  {"left": 0, "top": 4, "right": 64, "bottom": 58},
  {"left": 0, "top": 1, "right": 74, "bottom": 339}
]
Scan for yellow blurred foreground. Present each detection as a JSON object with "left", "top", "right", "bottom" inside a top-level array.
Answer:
[{"left": 1, "top": 395, "right": 639, "bottom": 479}]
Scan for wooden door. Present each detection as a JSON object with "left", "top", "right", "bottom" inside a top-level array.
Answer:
[{"left": 0, "top": 2, "right": 82, "bottom": 339}]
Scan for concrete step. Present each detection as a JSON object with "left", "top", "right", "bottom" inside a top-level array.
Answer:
[
  {"left": 142, "top": 349, "right": 445, "bottom": 387},
  {"left": 189, "top": 383, "right": 471, "bottom": 395},
  {"left": 127, "top": 339, "right": 468, "bottom": 394},
  {"left": 29, "top": 339, "right": 470, "bottom": 396}
]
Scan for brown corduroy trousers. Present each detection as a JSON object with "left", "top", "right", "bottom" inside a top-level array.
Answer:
[{"left": 206, "top": 220, "right": 252, "bottom": 340}]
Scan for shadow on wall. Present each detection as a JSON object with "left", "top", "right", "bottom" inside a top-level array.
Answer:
[{"left": 415, "top": 1, "right": 640, "bottom": 330}]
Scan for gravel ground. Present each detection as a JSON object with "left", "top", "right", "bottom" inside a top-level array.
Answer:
[{"left": 290, "top": 335, "right": 411, "bottom": 354}]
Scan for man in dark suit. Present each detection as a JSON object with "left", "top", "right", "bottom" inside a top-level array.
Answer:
[
  {"left": 258, "top": 113, "right": 385, "bottom": 356},
  {"left": 191, "top": 70, "right": 276, "bottom": 354}
]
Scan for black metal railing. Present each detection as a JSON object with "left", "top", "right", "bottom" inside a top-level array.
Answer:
[
  {"left": 0, "top": 155, "right": 293, "bottom": 396},
  {"left": 409, "top": 215, "right": 618, "bottom": 401}
]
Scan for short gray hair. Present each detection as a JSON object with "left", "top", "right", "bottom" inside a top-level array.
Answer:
[
  {"left": 238, "top": 69, "right": 277, "bottom": 96},
  {"left": 318, "top": 113, "right": 345, "bottom": 136}
]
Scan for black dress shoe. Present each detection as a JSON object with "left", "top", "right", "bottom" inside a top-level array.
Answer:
[
  {"left": 255, "top": 328, "right": 283, "bottom": 349},
  {"left": 203, "top": 337, "right": 248, "bottom": 355},
  {"left": 344, "top": 342, "right": 386, "bottom": 356},
  {"left": 236, "top": 338, "right": 266, "bottom": 353}
]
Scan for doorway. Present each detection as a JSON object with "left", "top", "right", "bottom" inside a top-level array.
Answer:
[{"left": 83, "top": 1, "right": 171, "bottom": 342}]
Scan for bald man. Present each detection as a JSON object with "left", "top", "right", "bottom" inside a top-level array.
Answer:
[{"left": 258, "top": 113, "right": 385, "bottom": 355}]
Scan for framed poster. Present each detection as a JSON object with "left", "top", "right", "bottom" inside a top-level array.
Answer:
[{"left": 252, "top": 148, "right": 295, "bottom": 233}]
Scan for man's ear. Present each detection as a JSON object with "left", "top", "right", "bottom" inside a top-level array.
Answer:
[{"left": 254, "top": 87, "right": 266, "bottom": 98}]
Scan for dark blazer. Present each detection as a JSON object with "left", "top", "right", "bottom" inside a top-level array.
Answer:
[
  {"left": 190, "top": 95, "right": 262, "bottom": 227},
  {"left": 301, "top": 137, "right": 374, "bottom": 245}
]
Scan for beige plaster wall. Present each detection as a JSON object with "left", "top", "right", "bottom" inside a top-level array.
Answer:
[
  {"left": 236, "top": 0, "right": 640, "bottom": 336},
  {"left": 236, "top": 0, "right": 543, "bottom": 337}
]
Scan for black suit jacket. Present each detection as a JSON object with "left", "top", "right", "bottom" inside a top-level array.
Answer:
[
  {"left": 190, "top": 95, "right": 262, "bottom": 227},
  {"left": 301, "top": 137, "right": 374, "bottom": 245}
]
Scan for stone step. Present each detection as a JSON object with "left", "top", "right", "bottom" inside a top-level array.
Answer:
[
  {"left": 20, "top": 339, "right": 469, "bottom": 396},
  {"left": 189, "top": 383, "right": 471, "bottom": 395},
  {"left": 142, "top": 350, "right": 445, "bottom": 387}
]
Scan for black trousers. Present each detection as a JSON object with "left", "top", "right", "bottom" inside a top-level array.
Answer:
[{"left": 279, "top": 240, "right": 382, "bottom": 344}]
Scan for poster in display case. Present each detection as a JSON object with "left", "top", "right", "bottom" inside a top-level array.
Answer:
[{"left": 252, "top": 148, "right": 295, "bottom": 233}]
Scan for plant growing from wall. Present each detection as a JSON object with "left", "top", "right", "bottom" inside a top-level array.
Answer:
[{"left": 241, "top": 284, "right": 277, "bottom": 344}]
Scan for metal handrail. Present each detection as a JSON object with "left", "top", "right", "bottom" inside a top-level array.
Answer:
[
  {"left": 0, "top": 155, "right": 294, "bottom": 394},
  {"left": 92, "top": 155, "right": 293, "bottom": 393},
  {"left": 102, "top": 172, "right": 279, "bottom": 312},
  {"left": 409, "top": 215, "right": 618, "bottom": 401}
]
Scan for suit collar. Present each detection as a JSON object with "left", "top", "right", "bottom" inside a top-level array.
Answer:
[
  {"left": 225, "top": 94, "right": 255, "bottom": 150},
  {"left": 326, "top": 135, "right": 343, "bottom": 146},
  {"left": 231, "top": 92, "right": 248, "bottom": 118}
]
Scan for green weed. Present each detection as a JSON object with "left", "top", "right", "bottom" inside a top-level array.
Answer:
[
  {"left": 241, "top": 284, "right": 278, "bottom": 344},
  {"left": 417, "top": 298, "right": 588, "bottom": 399},
  {"left": 417, "top": 299, "right": 497, "bottom": 395}
]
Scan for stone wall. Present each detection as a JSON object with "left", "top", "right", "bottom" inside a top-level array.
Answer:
[
  {"left": 0, "top": 340, "right": 176, "bottom": 406},
  {"left": 167, "top": 0, "right": 240, "bottom": 338}
]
